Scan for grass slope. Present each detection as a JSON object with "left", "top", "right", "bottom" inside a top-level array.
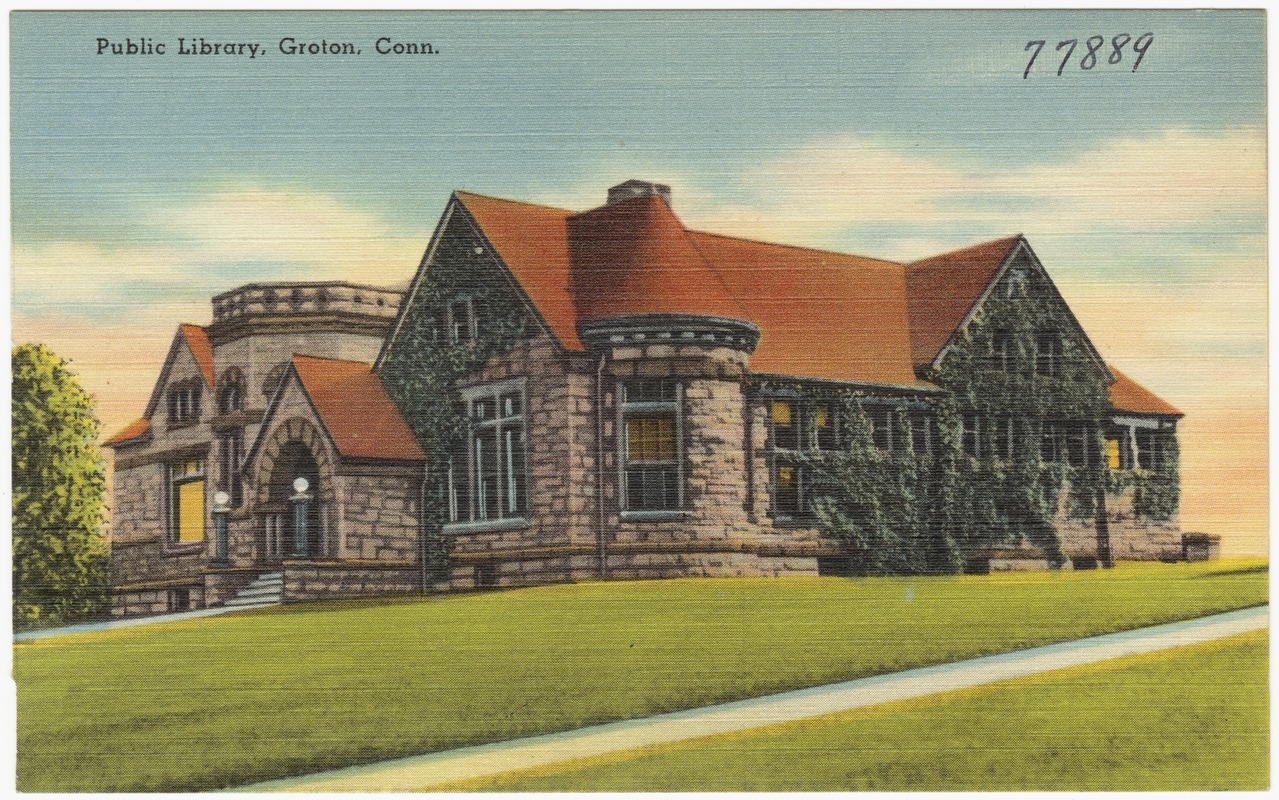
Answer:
[
  {"left": 470, "top": 629, "right": 1269, "bottom": 791},
  {"left": 14, "top": 559, "right": 1267, "bottom": 791}
]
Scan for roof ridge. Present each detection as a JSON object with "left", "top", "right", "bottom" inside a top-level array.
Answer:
[
  {"left": 455, "top": 190, "right": 573, "bottom": 215},
  {"left": 908, "top": 234, "right": 1023, "bottom": 267},
  {"left": 687, "top": 228, "right": 906, "bottom": 268}
]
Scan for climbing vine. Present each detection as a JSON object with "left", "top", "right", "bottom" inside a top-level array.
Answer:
[{"left": 377, "top": 211, "right": 543, "bottom": 583}]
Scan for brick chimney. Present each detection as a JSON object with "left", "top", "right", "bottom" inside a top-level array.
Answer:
[{"left": 606, "top": 179, "right": 672, "bottom": 207}]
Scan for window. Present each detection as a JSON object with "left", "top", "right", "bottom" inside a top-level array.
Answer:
[
  {"left": 990, "top": 416, "right": 1012, "bottom": 460},
  {"left": 1036, "top": 335, "right": 1059, "bottom": 377},
  {"left": 867, "top": 406, "right": 893, "bottom": 451},
  {"left": 909, "top": 412, "right": 933, "bottom": 457},
  {"left": 811, "top": 402, "right": 838, "bottom": 450},
  {"left": 448, "top": 296, "right": 476, "bottom": 345},
  {"left": 989, "top": 330, "right": 1013, "bottom": 372},
  {"left": 167, "top": 458, "right": 206, "bottom": 544},
  {"left": 622, "top": 380, "right": 682, "bottom": 512},
  {"left": 1105, "top": 437, "right": 1121, "bottom": 470},
  {"left": 1136, "top": 430, "right": 1163, "bottom": 471},
  {"left": 1040, "top": 421, "right": 1061, "bottom": 464},
  {"left": 770, "top": 399, "right": 798, "bottom": 450},
  {"left": 1065, "top": 423, "right": 1091, "bottom": 468},
  {"left": 167, "top": 381, "right": 202, "bottom": 424},
  {"left": 468, "top": 385, "right": 527, "bottom": 521},
  {"left": 217, "top": 374, "right": 244, "bottom": 415},
  {"left": 219, "top": 429, "right": 245, "bottom": 508},
  {"left": 774, "top": 462, "right": 803, "bottom": 516},
  {"left": 961, "top": 413, "right": 981, "bottom": 458},
  {"left": 167, "top": 588, "right": 190, "bottom": 612}
]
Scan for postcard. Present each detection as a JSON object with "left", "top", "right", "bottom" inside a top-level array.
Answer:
[{"left": 10, "top": 9, "right": 1267, "bottom": 792}]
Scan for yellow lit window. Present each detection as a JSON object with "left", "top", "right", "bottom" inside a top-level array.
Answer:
[
  {"left": 771, "top": 400, "right": 793, "bottom": 426},
  {"left": 169, "top": 459, "right": 206, "bottom": 544},
  {"left": 1105, "top": 438, "right": 1121, "bottom": 470},
  {"left": 626, "top": 415, "right": 675, "bottom": 462}
]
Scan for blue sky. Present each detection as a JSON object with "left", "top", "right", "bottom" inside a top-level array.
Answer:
[{"left": 9, "top": 10, "right": 1268, "bottom": 551}]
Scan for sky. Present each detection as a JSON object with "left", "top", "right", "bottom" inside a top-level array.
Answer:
[{"left": 9, "top": 10, "right": 1268, "bottom": 554}]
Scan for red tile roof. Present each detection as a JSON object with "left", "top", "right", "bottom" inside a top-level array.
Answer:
[
  {"left": 292, "top": 355, "right": 425, "bottom": 461},
  {"left": 457, "top": 191, "right": 925, "bottom": 387},
  {"left": 179, "top": 324, "right": 216, "bottom": 389},
  {"left": 905, "top": 236, "right": 1023, "bottom": 368},
  {"left": 103, "top": 418, "right": 151, "bottom": 447},
  {"left": 1108, "top": 365, "right": 1183, "bottom": 417},
  {"left": 568, "top": 195, "right": 749, "bottom": 325}
]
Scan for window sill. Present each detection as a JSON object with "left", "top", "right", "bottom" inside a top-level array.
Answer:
[
  {"left": 163, "top": 541, "right": 206, "bottom": 555},
  {"left": 619, "top": 510, "right": 688, "bottom": 523},
  {"left": 771, "top": 514, "right": 818, "bottom": 529},
  {"left": 444, "top": 517, "right": 531, "bottom": 535}
]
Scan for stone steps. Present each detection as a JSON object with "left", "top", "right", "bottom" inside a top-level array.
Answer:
[{"left": 223, "top": 572, "right": 284, "bottom": 608}]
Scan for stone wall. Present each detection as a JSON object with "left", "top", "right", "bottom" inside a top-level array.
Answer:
[
  {"left": 338, "top": 472, "right": 421, "bottom": 561},
  {"left": 114, "top": 583, "right": 205, "bottom": 617},
  {"left": 1056, "top": 485, "right": 1181, "bottom": 563},
  {"left": 282, "top": 561, "right": 420, "bottom": 602}
]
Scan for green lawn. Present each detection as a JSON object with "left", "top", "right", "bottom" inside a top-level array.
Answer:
[
  {"left": 14, "top": 559, "right": 1267, "bottom": 791},
  {"left": 467, "top": 628, "right": 1269, "bottom": 791}
]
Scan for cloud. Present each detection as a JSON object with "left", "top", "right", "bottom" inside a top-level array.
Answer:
[{"left": 676, "top": 127, "right": 1266, "bottom": 255}]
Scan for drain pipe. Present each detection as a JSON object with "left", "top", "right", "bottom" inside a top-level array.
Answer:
[
  {"left": 419, "top": 466, "right": 429, "bottom": 595},
  {"left": 595, "top": 354, "right": 609, "bottom": 580}
]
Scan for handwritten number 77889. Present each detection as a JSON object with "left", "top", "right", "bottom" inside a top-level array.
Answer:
[{"left": 1023, "top": 33, "right": 1152, "bottom": 78}]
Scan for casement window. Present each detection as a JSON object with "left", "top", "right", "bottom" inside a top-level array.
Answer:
[
  {"left": 909, "top": 412, "right": 934, "bottom": 457},
  {"left": 989, "top": 331, "right": 1013, "bottom": 372},
  {"left": 1036, "top": 335, "right": 1059, "bottom": 377},
  {"left": 1040, "top": 421, "right": 1061, "bottom": 464},
  {"left": 811, "top": 402, "right": 838, "bottom": 450},
  {"left": 218, "top": 429, "right": 245, "bottom": 508},
  {"left": 448, "top": 382, "right": 528, "bottom": 524},
  {"left": 961, "top": 413, "right": 982, "bottom": 458},
  {"left": 1135, "top": 430, "right": 1163, "bottom": 471},
  {"left": 770, "top": 399, "right": 799, "bottom": 450},
  {"left": 167, "top": 458, "right": 206, "bottom": 544},
  {"left": 217, "top": 375, "right": 244, "bottom": 415},
  {"left": 1105, "top": 437, "right": 1122, "bottom": 470},
  {"left": 167, "top": 381, "right": 202, "bottom": 425},
  {"left": 1065, "top": 423, "right": 1091, "bottom": 468},
  {"left": 1105, "top": 429, "right": 1135, "bottom": 470},
  {"left": 994, "top": 416, "right": 1015, "bottom": 460},
  {"left": 622, "top": 380, "right": 682, "bottom": 512},
  {"left": 867, "top": 406, "right": 893, "bottom": 451},
  {"left": 448, "top": 295, "right": 477, "bottom": 345}
]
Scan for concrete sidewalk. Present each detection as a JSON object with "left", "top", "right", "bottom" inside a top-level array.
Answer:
[
  {"left": 238, "top": 604, "right": 1267, "bottom": 793},
  {"left": 13, "top": 603, "right": 273, "bottom": 642}
]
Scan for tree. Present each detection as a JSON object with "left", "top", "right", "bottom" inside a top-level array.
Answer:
[{"left": 12, "top": 343, "right": 110, "bottom": 630}]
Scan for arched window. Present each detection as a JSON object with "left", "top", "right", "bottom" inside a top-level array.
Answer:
[{"left": 217, "top": 368, "right": 246, "bottom": 414}]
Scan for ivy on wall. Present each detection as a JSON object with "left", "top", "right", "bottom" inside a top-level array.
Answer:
[
  {"left": 809, "top": 253, "right": 1179, "bottom": 574},
  {"left": 377, "top": 208, "right": 543, "bottom": 583}
]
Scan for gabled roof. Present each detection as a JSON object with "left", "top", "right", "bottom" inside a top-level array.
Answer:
[
  {"left": 1108, "top": 365, "right": 1183, "bottom": 417},
  {"left": 453, "top": 191, "right": 924, "bottom": 387},
  {"left": 142, "top": 324, "right": 216, "bottom": 420},
  {"left": 103, "top": 418, "right": 151, "bottom": 448},
  {"left": 180, "top": 324, "right": 216, "bottom": 390},
  {"left": 290, "top": 355, "right": 425, "bottom": 462},
  {"left": 905, "top": 235, "right": 1023, "bottom": 368}
]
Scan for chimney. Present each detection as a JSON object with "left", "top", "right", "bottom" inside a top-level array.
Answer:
[{"left": 606, "top": 179, "right": 672, "bottom": 207}]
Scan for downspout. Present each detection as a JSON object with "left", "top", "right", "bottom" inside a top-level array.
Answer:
[
  {"left": 596, "top": 354, "right": 609, "bottom": 580},
  {"left": 419, "top": 465, "right": 429, "bottom": 594}
]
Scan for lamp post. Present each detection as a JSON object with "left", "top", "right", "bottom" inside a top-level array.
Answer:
[
  {"left": 212, "top": 490, "right": 231, "bottom": 566},
  {"left": 290, "top": 476, "right": 311, "bottom": 559}
]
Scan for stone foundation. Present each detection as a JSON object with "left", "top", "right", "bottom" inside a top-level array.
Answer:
[
  {"left": 281, "top": 560, "right": 421, "bottom": 602},
  {"left": 113, "top": 582, "right": 206, "bottom": 617}
]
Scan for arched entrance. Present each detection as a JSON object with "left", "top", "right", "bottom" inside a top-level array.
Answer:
[
  {"left": 253, "top": 417, "right": 336, "bottom": 563},
  {"left": 270, "top": 441, "right": 323, "bottom": 558}
]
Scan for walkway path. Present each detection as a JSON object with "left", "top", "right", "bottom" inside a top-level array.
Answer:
[
  {"left": 13, "top": 603, "right": 271, "bottom": 642},
  {"left": 238, "top": 604, "right": 1267, "bottom": 793}
]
